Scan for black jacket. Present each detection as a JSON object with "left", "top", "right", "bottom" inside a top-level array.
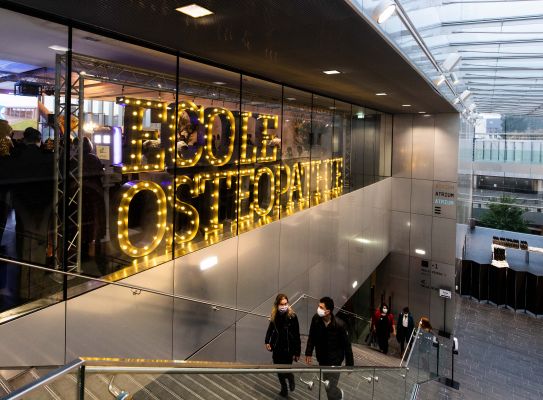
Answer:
[
  {"left": 396, "top": 312, "right": 414, "bottom": 342},
  {"left": 265, "top": 312, "right": 301, "bottom": 358},
  {"left": 305, "top": 314, "right": 354, "bottom": 366}
]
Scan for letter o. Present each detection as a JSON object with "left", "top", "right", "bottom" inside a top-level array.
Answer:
[
  {"left": 254, "top": 166, "right": 275, "bottom": 216},
  {"left": 117, "top": 181, "right": 167, "bottom": 257}
]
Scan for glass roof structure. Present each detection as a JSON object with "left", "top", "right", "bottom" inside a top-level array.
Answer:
[{"left": 346, "top": 0, "right": 543, "bottom": 118}]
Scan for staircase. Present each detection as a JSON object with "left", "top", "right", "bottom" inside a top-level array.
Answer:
[{"left": 1, "top": 343, "right": 407, "bottom": 400}]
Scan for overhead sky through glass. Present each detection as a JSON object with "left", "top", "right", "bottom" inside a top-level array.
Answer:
[{"left": 347, "top": 0, "right": 543, "bottom": 117}]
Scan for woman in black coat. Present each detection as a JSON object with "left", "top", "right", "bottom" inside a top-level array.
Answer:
[{"left": 265, "top": 293, "right": 301, "bottom": 398}]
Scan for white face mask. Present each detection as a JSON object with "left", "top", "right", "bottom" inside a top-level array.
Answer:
[
  {"left": 278, "top": 305, "right": 288, "bottom": 313},
  {"left": 382, "top": 308, "right": 388, "bottom": 314},
  {"left": 317, "top": 307, "right": 326, "bottom": 317}
]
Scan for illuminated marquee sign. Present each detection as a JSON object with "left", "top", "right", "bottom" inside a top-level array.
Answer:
[{"left": 114, "top": 97, "right": 343, "bottom": 258}]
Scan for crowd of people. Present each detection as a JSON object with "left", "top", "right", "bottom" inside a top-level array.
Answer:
[
  {"left": 0, "top": 119, "right": 106, "bottom": 310},
  {"left": 264, "top": 293, "right": 432, "bottom": 399}
]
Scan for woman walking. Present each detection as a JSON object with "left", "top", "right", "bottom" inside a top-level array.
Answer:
[{"left": 265, "top": 293, "right": 301, "bottom": 398}]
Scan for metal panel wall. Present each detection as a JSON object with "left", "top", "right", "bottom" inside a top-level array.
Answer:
[
  {"left": 0, "top": 302, "right": 65, "bottom": 367},
  {"left": 2, "top": 179, "right": 393, "bottom": 366},
  {"left": 66, "top": 262, "right": 174, "bottom": 361}
]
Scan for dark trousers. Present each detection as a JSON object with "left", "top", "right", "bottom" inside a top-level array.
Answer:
[
  {"left": 378, "top": 335, "right": 389, "bottom": 354},
  {"left": 273, "top": 353, "right": 294, "bottom": 392},
  {"left": 398, "top": 335, "right": 408, "bottom": 355},
  {"left": 322, "top": 371, "right": 341, "bottom": 400}
]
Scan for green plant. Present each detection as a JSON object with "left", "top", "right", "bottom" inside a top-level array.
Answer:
[{"left": 479, "top": 195, "right": 529, "bottom": 233}]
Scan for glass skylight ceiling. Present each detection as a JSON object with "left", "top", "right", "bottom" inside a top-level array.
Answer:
[{"left": 347, "top": 0, "right": 543, "bottom": 117}]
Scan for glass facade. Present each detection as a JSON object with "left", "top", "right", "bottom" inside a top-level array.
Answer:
[{"left": 0, "top": 8, "right": 391, "bottom": 316}]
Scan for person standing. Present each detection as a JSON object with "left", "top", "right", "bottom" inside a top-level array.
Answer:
[
  {"left": 11, "top": 127, "right": 54, "bottom": 264},
  {"left": 305, "top": 297, "right": 353, "bottom": 400},
  {"left": 265, "top": 293, "right": 301, "bottom": 398},
  {"left": 0, "top": 119, "right": 13, "bottom": 248},
  {"left": 396, "top": 307, "right": 414, "bottom": 356},
  {"left": 375, "top": 304, "right": 395, "bottom": 355}
]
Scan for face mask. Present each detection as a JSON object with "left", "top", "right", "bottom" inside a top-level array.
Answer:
[
  {"left": 278, "top": 305, "right": 288, "bottom": 313},
  {"left": 382, "top": 308, "right": 388, "bottom": 314},
  {"left": 317, "top": 307, "right": 326, "bottom": 317}
]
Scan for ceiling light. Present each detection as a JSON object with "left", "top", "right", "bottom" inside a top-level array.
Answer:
[
  {"left": 402, "top": 104, "right": 411, "bottom": 107},
  {"left": 199, "top": 256, "right": 218, "bottom": 271},
  {"left": 323, "top": 70, "right": 341, "bottom": 75},
  {"left": 352, "top": 281, "right": 358, "bottom": 289},
  {"left": 376, "top": 92, "right": 387, "bottom": 96},
  {"left": 49, "top": 45, "right": 69, "bottom": 52},
  {"left": 356, "top": 238, "right": 371, "bottom": 244},
  {"left": 213, "top": 81, "right": 226, "bottom": 85},
  {"left": 418, "top": 111, "right": 426, "bottom": 114},
  {"left": 286, "top": 97, "right": 296, "bottom": 101},
  {"left": 415, "top": 249, "right": 426, "bottom": 255},
  {"left": 459, "top": 90, "right": 472, "bottom": 102},
  {"left": 423, "top": 114, "right": 431, "bottom": 117},
  {"left": 356, "top": 112, "right": 365, "bottom": 119},
  {"left": 372, "top": 0, "right": 396, "bottom": 24},
  {"left": 441, "top": 52, "right": 462, "bottom": 72},
  {"left": 433, "top": 75, "right": 445, "bottom": 87},
  {"left": 451, "top": 72, "right": 460, "bottom": 85},
  {"left": 176, "top": 4, "right": 213, "bottom": 18}
]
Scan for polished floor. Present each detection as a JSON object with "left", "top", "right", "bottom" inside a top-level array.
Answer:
[{"left": 451, "top": 296, "right": 543, "bottom": 400}]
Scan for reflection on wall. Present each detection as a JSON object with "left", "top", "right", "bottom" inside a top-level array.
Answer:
[
  {"left": 374, "top": 114, "right": 459, "bottom": 334},
  {"left": 112, "top": 96, "right": 343, "bottom": 262},
  {"left": 0, "top": 6, "right": 393, "bottom": 355}
]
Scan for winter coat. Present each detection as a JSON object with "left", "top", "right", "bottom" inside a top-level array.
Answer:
[
  {"left": 305, "top": 314, "right": 354, "bottom": 367},
  {"left": 265, "top": 312, "right": 301, "bottom": 359}
]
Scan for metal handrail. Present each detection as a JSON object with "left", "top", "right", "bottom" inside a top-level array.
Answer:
[
  {"left": 401, "top": 320, "right": 423, "bottom": 368},
  {"left": 0, "top": 358, "right": 409, "bottom": 400},
  {"left": 0, "top": 256, "right": 268, "bottom": 319},
  {"left": 0, "top": 257, "right": 371, "bottom": 325},
  {"left": 2, "top": 359, "right": 84, "bottom": 400},
  {"left": 82, "top": 358, "right": 403, "bottom": 373}
]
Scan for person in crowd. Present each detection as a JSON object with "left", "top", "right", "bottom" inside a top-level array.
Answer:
[
  {"left": 11, "top": 127, "right": 54, "bottom": 264},
  {"left": 396, "top": 306, "right": 414, "bottom": 356},
  {"left": 305, "top": 296, "right": 353, "bottom": 400},
  {"left": 0, "top": 119, "right": 13, "bottom": 248},
  {"left": 417, "top": 317, "right": 437, "bottom": 375},
  {"left": 177, "top": 120, "right": 201, "bottom": 161},
  {"left": 374, "top": 303, "right": 395, "bottom": 355},
  {"left": 265, "top": 293, "right": 301, "bottom": 398},
  {"left": 80, "top": 137, "right": 106, "bottom": 264}
]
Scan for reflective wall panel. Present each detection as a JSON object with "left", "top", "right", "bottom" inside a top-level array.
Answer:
[
  {"left": 0, "top": 302, "right": 65, "bottom": 366},
  {"left": 173, "top": 237, "right": 238, "bottom": 360},
  {"left": 236, "top": 222, "right": 280, "bottom": 312},
  {"left": 66, "top": 262, "right": 174, "bottom": 360}
]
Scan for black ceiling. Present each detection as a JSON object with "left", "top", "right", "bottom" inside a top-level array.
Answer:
[{"left": 2, "top": 0, "right": 456, "bottom": 114}]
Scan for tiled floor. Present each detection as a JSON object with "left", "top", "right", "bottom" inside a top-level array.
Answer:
[{"left": 451, "top": 296, "right": 543, "bottom": 400}]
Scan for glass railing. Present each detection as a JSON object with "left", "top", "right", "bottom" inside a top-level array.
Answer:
[
  {"left": 2, "top": 359, "right": 83, "bottom": 400},
  {"left": 0, "top": 262, "right": 450, "bottom": 399},
  {"left": 474, "top": 138, "right": 543, "bottom": 164},
  {"left": 401, "top": 322, "right": 452, "bottom": 391},
  {"left": 2, "top": 358, "right": 418, "bottom": 400}
]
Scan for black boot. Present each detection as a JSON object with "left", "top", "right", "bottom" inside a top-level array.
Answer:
[{"left": 288, "top": 374, "right": 295, "bottom": 392}]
